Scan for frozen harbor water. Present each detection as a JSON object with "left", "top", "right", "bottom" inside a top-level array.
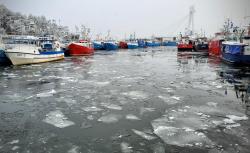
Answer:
[{"left": 0, "top": 47, "right": 250, "bottom": 153}]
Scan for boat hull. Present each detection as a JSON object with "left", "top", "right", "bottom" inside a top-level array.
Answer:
[
  {"left": 221, "top": 52, "right": 250, "bottom": 65},
  {"left": 208, "top": 40, "right": 224, "bottom": 56},
  {"left": 127, "top": 43, "right": 138, "bottom": 49},
  {"left": 119, "top": 42, "right": 128, "bottom": 49},
  {"left": 93, "top": 42, "right": 105, "bottom": 50},
  {"left": 177, "top": 44, "right": 193, "bottom": 51},
  {"left": 0, "top": 49, "right": 11, "bottom": 65},
  {"left": 138, "top": 40, "right": 146, "bottom": 48},
  {"left": 104, "top": 42, "right": 118, "bottom": 51},
  {"left": 163, "top": 41, "right": 177, "bottom": 46},
  {"left": 5, "top": 51, "right": 64, "bottom": 65},
  {"left": 68, "top": 43, "right": 94, "bottom": 56}
]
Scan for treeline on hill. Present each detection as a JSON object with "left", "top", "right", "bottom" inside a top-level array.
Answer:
[{"left": 0, "top": 4, "right": 69, "bottom": 38}]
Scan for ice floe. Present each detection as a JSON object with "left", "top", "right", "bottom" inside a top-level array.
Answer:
[
  {"left": 122, "top": 91, "right": 148, "bottom": 100},
  {"left": 158, "top": 95, "right": 180, "bottom": 105},
  {"left": 43, "top": 110, "right": 75, "bottom": 128},
  {"left": 162, "top": 87, "right": 175, "bottom": 93},
  {"left": 152, "top": 125, "right": 212, "bottom": 147},
  {"left": 12, "top": 146, "right": 20, "bottom": 151},
  {"left": 140, "top": 107, "right": 155, "bottom": 115},
  {"left": 120, "top": 142, "right": 133, "bottom": 153},
  {"left": 9, "top": 140, "right": 19, "bottom": 144},
  {"left": 101, "top": 103, "right": 123, "bottom": 110},
  {"left": 94, "top": 81, "right": 110, "bottom": 86},
  {"left": 82, "top": 106, "right": 103, "bottom": 112},
  {"left": 68, "top": 145, "right": 80, "bottom": 153},
  {"left": 207, "top": 102, "right": 218, "bottom": 107},
  {"left": 126, "top": 114, "right": 141, "bottom": 120},
  {"left": 132, "top": 129, "right": 157, "bottom": 140},
  {"left": 98, "top": 114, "right": 122, "bottom": 123},
  {"left": 36, "top": 89, "right": 56, "bottom": 98}
]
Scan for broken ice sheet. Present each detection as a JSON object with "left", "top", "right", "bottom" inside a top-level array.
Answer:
[
  {"left": 152, "top": 125, "right": 213, "bottom": 147},
  {"left": 132, "top": 129, "right": 157, "bottom": 140},
  {"left": 43, "top": 110, "right": 75, "bottom": 128}
]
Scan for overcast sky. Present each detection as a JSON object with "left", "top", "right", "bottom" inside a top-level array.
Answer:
[{"left": 0, "top": 0, "right": 249, "bottom": 39}]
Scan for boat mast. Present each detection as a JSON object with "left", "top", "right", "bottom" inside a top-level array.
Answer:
[{"left": 187, "top": 6, "right": 195, "bottom": 36}]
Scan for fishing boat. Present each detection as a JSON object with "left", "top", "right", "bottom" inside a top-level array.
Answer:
[
  {"left": 93, "top": 41, "right": 105, "bottom": 50},
  {"left": 177, "top": 37, "right": 193, "bottom": 51},
  {"left": 67, "top": 40, "right": 94, "bottom": 55},
  {"left": 221, "top": 41, "right": 250, "bottom": 65},
  {"left": 209, "top": 38, "right": 224, "bottom": 56},
  {"left": 137, "top": 40, "right": 146, "bottom": 48},
  {"left": 127, "top": 42, "right": 138, "bottom": 49},
  {"left": 193, "top": 37, "right": 209, "bottom": 55},
  {"left": 119, "top": 41, "right": 128, "bottom": 49},
  {"left": 145, "top": 41, "right": 159, "bottom": 47},
  {"left": 4, "top": 37, "right": 64, "bottom": 65},
  {"left": 103, "top": 41, "right": 118, "bottom": 51}
]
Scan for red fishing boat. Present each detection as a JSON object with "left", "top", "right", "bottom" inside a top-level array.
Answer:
[
  {"left": 208, "top": 39, "right": 224, "bottom": 56},
  {"left": 208, "top": 32, "right": 225, "bottom": 56},
  {"left": 67, "top": 40, "right": 94, "bottom": 56},
  {"left": 119, "top": 41, "right": 128, "bottom": 49},
  {"left": 177, "top": 37, "right": 193, "bottom": 51}
]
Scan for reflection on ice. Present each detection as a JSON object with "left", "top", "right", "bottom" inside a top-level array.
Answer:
[
  {"left": 98, "top": 114, "right": 122, "bottom": 123},
  {"left": 43, "top": 110, "right": 75, "bottom": 128}
]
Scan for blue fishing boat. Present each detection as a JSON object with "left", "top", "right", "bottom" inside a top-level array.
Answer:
[
  {"left": 221, "top": 41, "right": 250, "bottom": 65},
  {"left": 103, "top": 41, "right": 118, "bottom": 51},
  {"left": 145, "top": 41, "right": 154, "bottom": 47},
  {"left": 137, "top": 40, "right": 146, "bottom": 48},
  {"left": 93, "top": 41, "right": 105, "bottom": 50},
  {"left": 146, "top": 41, "right": 161, "bottom": 47},
  {"left": 127, "top": 42, "right": 138, "bottom": 49}
]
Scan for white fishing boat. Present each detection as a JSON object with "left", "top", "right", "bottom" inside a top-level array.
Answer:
[{"left": 4, "top": 36, "right": 64, "bottom": 65}]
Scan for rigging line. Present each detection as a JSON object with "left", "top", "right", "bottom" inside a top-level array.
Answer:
[{"left": 162, "top": 14, "right": 189, "bottom": 36}]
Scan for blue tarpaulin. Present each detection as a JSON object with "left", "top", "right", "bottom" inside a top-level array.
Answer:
[{"left": 224, "top": 45, "right": 242, "bottom": 54}]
